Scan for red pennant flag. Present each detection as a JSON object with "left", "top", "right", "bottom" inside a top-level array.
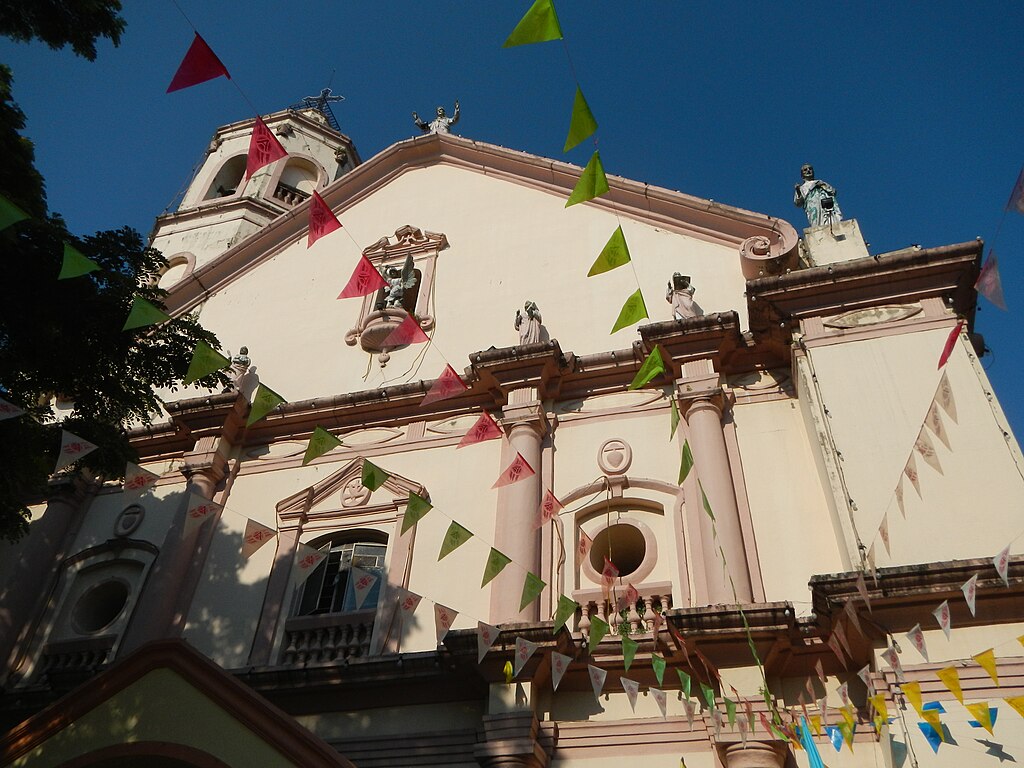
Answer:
[
  {"left": 937, "top": 320, "right": 964, "bottom": 369},
  {"left": 534, "top": 489, "right": 563, "bottom": 528},
  {"left": 338, "top": 254, "right": 387, "bottom": 299},
  {"left": 167, "top": 33, "right": 230, "bottom": 93},
  {"left": 492, "top": 452, "right": 535, "bottom": 488},
  {"left": 457, "top": 412, "right": 503, "bottom": 448},
  {"left": 421, "top": 364, "right": 467, "bottom": 406},
  {"left": 575, "top": 529, "right": 593, "bottom": 568},
  {"left": 307, "top": 190, "right": 341, "bottom": 248},
  {"left": 245, "top": 117, "right": 288, "bottom": 180},
  {"left": 976, "top": 252, "right": 1007, "bottom": 310},
  {"left": 1007, "top": 167, "right": 1024, "bottom": 214},
  {"left": 381, "top": 313, "right": 429, "bottom": 347},
  {"left": 602, "top": 557, "right": 620, "bottom": 590}
]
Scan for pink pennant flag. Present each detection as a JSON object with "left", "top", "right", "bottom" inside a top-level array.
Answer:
[
  {"left": 881, "top": 645, "right": 904, "bottom": 680},
  {"left": 620, "top": 677, "right": 640, "bottom": 711},
  {"left": 183, "top": 493, "right": 221, "bottom": 537},
  {"left": 914, "top": 429, "right": 943, "bottom": 474},
  {"left": 895, "top": 478, "right": 906, "bottom": 518},
  {"left": 805, "top": 678, "right": 817, "bottom": 701},
  {"left": 937, "top": 320, "right": 964, "bottom": 369},
  {"left": 245, "top": 117, "right": 288, "bottom": 180},
  {"left": 994, "top": 544, "right": 1012, "bottom": 586},
  {"left": 420, "top": 364, "right": 467, "bottom": 407},
  {"left": 745, "top": 699, "right": 756, "bottom": 733},
  {"left": 350, "top": 566, "right": 379, "bottom": 610},
  {"left": 551, "top": 651, "right": 572, "bottom": 691},
  {"left": 477, "top": 621, "right": 500, "bottom": 663},
  {"left": 434, "top": 603, "right": 457, "bottom": 644},
  {"left": 601, "top": 557, "right": 620, "bottom": 590},
  {"left": 826, "top": 632, "right": 847, "bottom": 666},
  {"left": 588, "top": 664, "right": 607, "bottom": 700},
  {"left": 738, "top": 711, "right": 750, "bottom": 745},
  {"left": 241, "top": 519, "right": 277, "bottom": 559},
  {"left": 936, "top": 371, "right": 957, "bottom": 423},
  {"left": 1006, "top": 167, "right": 1024, "bottom": 214},
  {"left": 855, "top": 573, "right": 872, "bottom": 612},
  {"left": 879, "top": 513, "right": 891, "bottom": 556},
  {"left": 394, "top": 586, "right": 421, "bottom": 617},
  {"left": 866, "top": 543, "right": 878, "bottom": 585},
  {"left": 618, "top": 582, "right": 640, "bottom": 613},
  {"left": 711, "top": 707, "right": 723, "bottom": 738},
  {"left": 651, "top": 608, "right": 664, "bottom": 638},
  {"left": 819, "top": 697, "right": 828, "bottom": 729},
  {"left": 906, "top": 624, "right": 929, "bottom": 661},
  {"left": 933, "top": 600, "right": 952, "bottom": 640},
  {"left": 294, "top": 543, "right": 326, "bottom": 585},
  {"left": 338, "top": 254, "right": 387, "bottom": 299},
  {"left": 925, "top": 402, "right": 951, "bottom": 451},
  {"left": 834, "top": 622, "right": 853, "bottom": 661},
  {"left": 815, "top": 659, "right": 827, "bottom": 686},
  {"left": 307, "top": 190, "right": 341, "bottom": 247},
  {"left": 651, "top": 686, "right": 668, "bottom": 718},
  {"left": 844, "top": 601, "right": 864, "bottom": 639},
  {"left": 167, "top": 33, "right": 230, "bottom": 93},
  {"left": 382, "top": 313, "right": 430, "bottom": 347},
  {"left": 514, "top": 636, "right": 539, "bottom": 677},
  {"left": 962, "top": 573, "right": 979, "bottom": 616},
  {"left": 492, "top": 452, "right": 535, "bottom": 488},
  {"left": 904, "top": 454, "right": 922, "bottom": 498},
  {"left": 534, "top": 489, "right": 563, "bottom": 528},
  {"left": 0, "top": 396, "right": 24, "bottom": 421},
  {"left": 123, "top": 462, "right": 159, "bottom": 498},
  {"left": 838, "top": 681, "right": 850, "bottom": 706},
  {"left": 55, "top": 430, "right": 98, "bottom": 472},
  {"left": 576, "top": 529, "right": 593, "bottom": 568},
  {"left": 684, "top": 698, "right": 697, "bottom": 729},
  {"left": 458, "top": 412, "right": 503, "bottom": 448}
]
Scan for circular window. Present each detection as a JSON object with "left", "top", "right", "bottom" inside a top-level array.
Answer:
[
  {"left": 590, "top": 524, "right": 646, "bottom": 576},
  {"left": 72, "top": 580, "right": 130, "bottom": 634}
]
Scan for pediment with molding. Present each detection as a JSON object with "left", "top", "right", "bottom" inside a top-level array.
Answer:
[{"left": 361, "top": 224, "right": 449, "bottom": 264}]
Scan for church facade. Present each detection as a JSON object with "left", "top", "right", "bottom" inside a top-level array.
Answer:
[{"left": 2, "top": 106, "right": 1023, "bottom": 767}]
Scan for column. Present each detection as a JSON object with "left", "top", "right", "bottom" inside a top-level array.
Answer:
[
  {"left": 722, "top": 742, "right": 785, "bottom": 768},
  {"left": 490, "top": 388, "right": 548, "bottom": 624},
  {"left": 473, "top": 712, "right": 549, "bottom": 768},
  {"left": 677, "top": 362, "right": 753, "bottom": 604}
]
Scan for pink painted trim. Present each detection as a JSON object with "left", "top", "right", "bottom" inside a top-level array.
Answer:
[{"left": 723, "top": 418, "right": 766, "bottom": 603}]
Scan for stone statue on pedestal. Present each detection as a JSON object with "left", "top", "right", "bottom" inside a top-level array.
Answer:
[
  {"left": 666, "top": 274, "right": 701, "bottom": 320},
  {"left": 376, "top": 255, "right": 417, "bottom": 311},
  {"left": 224, "top": 346, "right": 251, "bottom": 392},
  {"left": 794, "top": 164, "right": 842, "bottom": 227},
  {"left": 413, "top": 101, "right": 460, "bottom": 135},
  {"left": 515, "top": 301, "right": 543, "bottom": 344}
]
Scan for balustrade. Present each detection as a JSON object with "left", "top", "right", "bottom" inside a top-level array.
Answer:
[
  {"left": 281, "top": 610, "right": 374, "bottom": 665},
  {"left": 572, "top": 581, "right": 674, "bottom": 644},
  {"left": 272, "top": 182, "right": 310, "bottom": 206}
]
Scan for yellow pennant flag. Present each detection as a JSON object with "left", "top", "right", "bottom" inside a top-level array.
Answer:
[
  {"left": 1005, "top": 695, "right": 1024, "bottom": 719},
  {"left": 810, "top": 715, "right": 821, "bottom": 736},
  {"left": 936, "top": 666, "right": 963, "bottom": 703},
  {"left": 965, "top": 701, "right": 994, "bottom": 734},
  {"left": 921, "top": 710, "right": 945, "bottom": 741},
  {"left": 503, "top": 0, "right": 563, "bottom": 47},
  {"left": 973, "top": 648, "right": 999, "bottom": 685},
  {"left": 840, "top": 705, "right": 856, "bottom": 728},
  {"left": 565, "top": 151, "right": 609, "bottom": 208},
  {"left": 564, "top": 86, "right": 598, "bottom": 152},
  {"left": 1018, "top": 634, "right": 1024, "bottom": 650},
  {"left": 868, "top": 693, "right": 888, "bottom": 721},
  {"left": 901, "top": 681, "right": 924, "bottom": 716}
]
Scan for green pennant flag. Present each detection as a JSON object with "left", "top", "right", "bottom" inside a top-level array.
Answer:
[
  {"left": 122, "top": 295, "right": 171, "bottom": 331},
  {"left": 552, "top": 595, "right": 579, "bottom": 633},
  {"left": 651, "top": 653, "right": 666, "bottom": 685},
  {"left": 670, "top": 398, "right": 680, "bottom": 441},
  {"left": 622, "top": 636, "right": 638, "bottom": 672},
  {"left": 628, "top": 345, "right": 665, "bottom": 390},
  {"left": 183, "top": 341, "right": 230, "bottom": 385},
  {"left": 247, "top": 383, "right": 286, "bottom": 426},
  {"left": 677, "top": 669, "right": 692, "bottom": 699},
  {"left": 402, "top": 491, "right": 433, "bottom": 534},
  {"left": 701, "top": 682, "right": 716, "bottom": 710},
  {"left": 502, "top": 0, "right": 563, "bottom": 47},
  {"left": 565, "top": 151, "right": 609, "bottom": 208},
  {"left": 520, "top": 572, "right": 546, "bottom": 611},
  {"left": 699, "top": 481, "right": 715, "bottom": 521},
  {"left": 302, "top": 426, "right": 342, "bottom": 465},
  {"left": 678, "top": 440, "right": 694, "bottom": 484},
  {"left": 481, "top": 548, "right": 512, "bottom": 587},
  {"left": 438, "top": 520, "right": 473, "bottom": 559},
  {"left": 588, "top": 616, "right": 610, "bottom": 653},
  {"left": 0, "top": 194, "right": 29, "bottom": 231},
  {"left": 57, "top": 243, "right": 100, "bottom": 280},
  {"left": 610, "top": 288, "right": 648, "bottom": 333},
  {"left": 724, "top": 697, "right": 737, "bottom": 727},
  {"left": 587, "top": 225, "right": 631, "bottom": 277},
  {"left": 361, "top": 459, "right": 389, "bottom": 491},
  {"left": 564, "top": 86, "right": 598, "bottom": 152}
]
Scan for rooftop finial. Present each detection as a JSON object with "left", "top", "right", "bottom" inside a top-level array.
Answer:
[{"left": 292, "top": 87, "right": 345, "bottom": 132}]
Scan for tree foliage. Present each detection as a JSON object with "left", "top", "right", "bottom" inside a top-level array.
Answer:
[{"left": 0, "top": 4, "right": 228, "bottom": 540}]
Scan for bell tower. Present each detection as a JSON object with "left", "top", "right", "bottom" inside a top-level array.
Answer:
[{"left": 150, "top": 92, "right": 360, "bottom": 288}]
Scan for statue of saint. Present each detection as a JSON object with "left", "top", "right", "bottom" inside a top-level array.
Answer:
[
  {"left": 515, "top": 301, "right": 543, "bottom": 344},
  {"left": 793, "top": 164, "right": 842, "bottom": 227},
  {"left": 666, "top": 274, "right": 700, "bottom": 320},
  {"left": 225, "top": 346, "right": 251, "bottom": 391},
  {"left": 376, "top": 255, "right": 418, "bottom": 311},
  {"left": 413, "top": 101, "right": 460, "bottom": 135}
]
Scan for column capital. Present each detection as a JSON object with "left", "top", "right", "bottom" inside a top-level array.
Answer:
[
  {"left": 500, "top": 390, "right": 551, "bottom": 437},
  {"left": 721, "top": 740, "right": 786, "bottom": 768}
]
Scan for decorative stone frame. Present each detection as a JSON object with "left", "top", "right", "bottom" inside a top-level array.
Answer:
[
  {"left": 262, "top": 153, "right": 329, "bottom": 208},
  {"left": 578, "top": 508, "right": 660, "bottom": 587},
  {"left": 344, "top": 225, "right": 449, "bottom": 359},
  {"left": 156, "top": 251, "right": 196, "bottom": 291}
]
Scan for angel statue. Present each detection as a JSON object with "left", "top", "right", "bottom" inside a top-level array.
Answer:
[
  {"left": 515, "top": 301, "right": 543, "bottom": 344},
  {"left": 376, "top": 254, "right": 417, "bottom": 311}
]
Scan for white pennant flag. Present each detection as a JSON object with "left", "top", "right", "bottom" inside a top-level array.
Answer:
[
  {"left": 844, "top": 600, "right": 863, "bottom": 639},
  {"left": 477, "top": 621, "right": 500, "bottom": 663},
  {"left": 855, "top": 573, "right": 872, "bottom": 611},
  {"left": 183, "top": 492, "right": 221, "bottom": 537},
  {"left": 933, "top": 600, "right": 952, "bottom": 640},
  {"left": 936, "top": 371, "right": 958, "bottom": 423},
  {"left": 294, "top": 543, "right": 326, "bottom": 585},
  {"left": 711, "top": 707, "right": 723, "bottom": 738},
  {"left": 925, "top": 402, "right": 951, "bottom": 450},
  {"left": 683, "top": 698, "right": 697, "bottom": 729},
  {"left": 0, "top": 396, "right": 25, "bottom": 420},
  {"left": 962, "top": 573, "right": 979, "bottom": 616},
  {"left": 588, "top": 664, "right": 607, "bottom": 700},
  {"left": 894, "top": 478, "right": 906, "bottom": 518},
  {"left": 651, "top": 687, "right": 668, "bottom": 718},
  {"left": 881, "top": 645, "right": 904, "bottom": 680},
  {"left": 819, "top": 697, "right": 829, "bottom": 728},
  {"left": 350, "top": 566, "right": 379, "bottom": 610},
  {"left": 834, "top": 621, "right": 853, "bottom": 660},
  {"left": 738, "top": 710, "right": 749, "bottom": 746},
  {"left": 994, "top": 544, "right": 1011, "bottom": 587},
  {"left": 241, "top": 519, "right": 277, "bottom": 559},
  {"left": 856, "top": 665, "right": 872, "bottom": 691},
  {"left": 434, "top": 603, "right": 458, "bottom": 644},
  {"left": 123, "top": 461, "right": 159, "bottom": 497},
  {"left": 395, "top": 587, "right": 422, "bottom": 617},
  {"left": 906, "top": 624, "right": 929, "bottom": 661},
  {"left": 55, "top": 430, "right": 98, "bottom": 472},
  {"left": 866, "top": 543, "right": 878, "bottom": 584},
  {"left": 879, "top": 513, "right": 891, "bottom": 555},
  {"left": 514, "top": 636, "right": 539, "bottom": 677},
  {"left": 837, "top": 681, "right": 850, "bottom": 706},
  {"left": 815, "top": 659, "right": 827, "bottom": 685},
  {"left": 575, "top": 529, "right": 593, "bottom": 569},
  {"left": 914, "top": 429, "right": 943, "bottom": 474},
  {"left": 904, "top": 453, "right": 922, "bottom": 497},
  {"left": 551, "top": 651, "right": 572, "bottom": 691},
  {"left": 620, "top": 677, "right": 640, "bottom": 711}
]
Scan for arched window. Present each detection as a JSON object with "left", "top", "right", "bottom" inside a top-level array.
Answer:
[
  {"left": 203, "top": 155, "right": 247, "bottom": 200},
  {"left": 295, "top": 533, "right": 387, "bottom": 616},
  {"left": 272, "top": 158, "right": 320, "bottom": 206}
]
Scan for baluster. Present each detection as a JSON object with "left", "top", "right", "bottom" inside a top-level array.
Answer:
[
  {"left": 283, "top": 631, "right": 298, "bottom": 664},
  {"left": 642, "top": 594, "right": 656, "bottom": 633},
  {"left": 579, "top": 600, "right": 592, "bottom": 638}
]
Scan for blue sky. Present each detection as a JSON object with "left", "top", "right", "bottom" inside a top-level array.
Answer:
[{"left": 2, "top": 1, "right": 1021, "bottom": 433}]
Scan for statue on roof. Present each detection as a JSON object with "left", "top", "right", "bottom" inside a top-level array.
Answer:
[
  {"left": 224, "top": 346, "right": 252, "bottom": 392},
  {"left": 515, "top": 301, "right": 543, "bottom": 345},
  {"left": 413, "top": 101, "right": 460, "bottom": 135},
  {"left": 793, "top": 164, "right": 842, "bottom": 228},
  {"left": 376, "top": 254, "right": 418, "bottom": 311},
  {"left": 666, "top": 274, "right": 701, "bottom": 321}
]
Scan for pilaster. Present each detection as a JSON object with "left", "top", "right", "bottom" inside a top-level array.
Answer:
[{"left": 474, "top": 712, "right": 550, "bottom": 768}]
